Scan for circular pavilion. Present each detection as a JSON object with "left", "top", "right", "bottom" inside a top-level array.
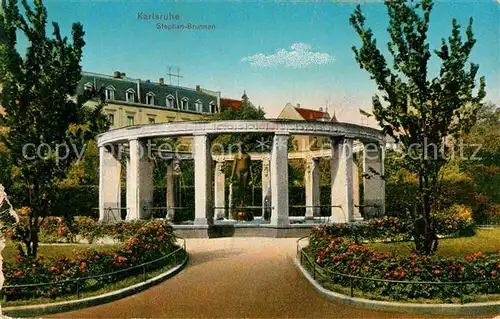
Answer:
[{"left": 97, "top": 120, "right": 386, "bottom": 237}]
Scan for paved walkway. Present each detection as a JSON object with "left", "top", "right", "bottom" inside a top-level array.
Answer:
[{"left": 50, "top": 238, "right": 469, "bottom": 319}]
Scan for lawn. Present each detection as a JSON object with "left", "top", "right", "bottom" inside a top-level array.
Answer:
[
  {"left": 1, "top": 241, "right": 120, "bottom": 264},
  {"left": 367, "top": 228, "right": 500, "bottom": 258}
]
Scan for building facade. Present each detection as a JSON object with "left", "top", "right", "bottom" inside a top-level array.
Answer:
[
  {"left": 277, "top": 103, "right": 337, "bottom": 151},
  {"left": 78, "top": 71, "right": 221, "bottom": 128}
]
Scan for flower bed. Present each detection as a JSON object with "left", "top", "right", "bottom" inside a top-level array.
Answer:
[
  {"left": 39, "top": 216, "right": 154, "bottom": 243},
  {"left": 3, "top": 221, "right": 179, "bottom": 302},
  {"left": 320, "top": 213, "right": 475, "bottom": 243},
  {"left": 306, "top": 225, "right": 499, "bottom": 302}
]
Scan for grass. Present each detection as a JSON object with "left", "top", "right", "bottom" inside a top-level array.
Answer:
[
  {"left": 2, "top": 241, "right": 120, "bottom": 264},
  {"left": 366, "top": 228, "right": 500, "bottom": 259}
]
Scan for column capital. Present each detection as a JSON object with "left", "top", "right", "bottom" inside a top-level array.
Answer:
[
  {"left": 193, "top": 132, "right": 209, "bottom": 137},
  {"left": 274, "top": 131, "right": 290, "bottom": 136}
]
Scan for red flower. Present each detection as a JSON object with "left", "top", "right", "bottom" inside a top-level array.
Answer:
[
  {"left": 80, "top": 262, "right": 87, "bottom": 272},
  {"left": 433, "top": 268, "right": 441, "bottom": 275},
  {"left": 14, "top": 269, "right": 23, "bottom": 277},
  {"left": 413, "top": 267, "right": 419, "bottom": 273}
]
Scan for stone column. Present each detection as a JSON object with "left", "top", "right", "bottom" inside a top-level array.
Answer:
[
  {"left": 99, "top": 144, "right": 122, "bottom": 222},
  {"left": 261, "top": 156, "right": 271, "bottom": 219},
  {"left": 270, "top": 132, "right": 289, "bottom": 226},
  {"left": 363, "top": 142, "right": 386, "bottom": 218},
  {"left": 166, "top": 161, "right": 175, "bottom": 220},
  {"left": 305, "top": 156, "right": 320, "bottom": 220},
  {"left": 193, "top": 133, "right": 213, "bottom": 225},
  {"left": 126, "top": 139, "right": 154, "bottom": 220},
  {"left": 330, "top": 138, "right": 354, "bottom": 223},
  {"left": 352, "top": 156, "right": 363, "bottom": 220},
  {"left": 214, "top": 160, "right": 225, "bottom": 220}
]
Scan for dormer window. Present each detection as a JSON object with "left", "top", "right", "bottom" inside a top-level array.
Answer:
[
  {"left": 195, "top": 100, "right": 203, "bottom": 113},
  {"left": 105, "top": 86, "right": 115, "bottom": 101},
  {"left": 84, "top": 82, "right": 93, "bottom": 91},
  {"left": 125, "top": 89, "right": 135, "bottom": 103},
  {"left": 146, "top": 92, "right": 155, "bottom": 105},
  {"left": 181, "top": 98, "right": 189, "bottom": 110},
  {"left": 209, "top": 101, "right": 217, "bottom": 113},
  {"left": 166, "top": 95, "right": 175, "bottom": 108}
]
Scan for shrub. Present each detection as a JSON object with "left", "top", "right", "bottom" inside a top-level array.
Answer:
[{"left": 433, "top": 204, "right": 475, "bottom": 237}]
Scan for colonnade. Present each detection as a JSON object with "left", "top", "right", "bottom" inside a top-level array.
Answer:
[{"left": 98, "top": 132, "right": 385, "bottom": 225}]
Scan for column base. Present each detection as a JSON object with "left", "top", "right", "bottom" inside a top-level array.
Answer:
[
  {"left": 269, "top": 218, "right": 289, "bottom": 227},
  {"left": 215, "top": 209, "right": 225, "bottom": 220},
  {"left": 194, "top": 217, "right": 214, "bottom": 225}
]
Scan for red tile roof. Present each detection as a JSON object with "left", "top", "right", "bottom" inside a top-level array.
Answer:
[
  {"left": 295, "top": 107, "right": 328, "bottom": 121},
  {"left": 220, "top": 98, "right": 242, "bottom": 111}
]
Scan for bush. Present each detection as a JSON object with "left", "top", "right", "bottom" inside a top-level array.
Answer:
[{"left": 432, "top": 204, "right": 475, "bottom": 237}]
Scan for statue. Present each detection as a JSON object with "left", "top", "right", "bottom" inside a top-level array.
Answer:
[
  {"left": 230, "top": 146, "right": 254, "bottom": 221},
  {"left": 0, "top": 185, "right": 19, "bottom": 316}
]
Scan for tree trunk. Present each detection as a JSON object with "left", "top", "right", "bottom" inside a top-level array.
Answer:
[{"left": 414, "top": 167, "right": 438, "bottom": 255}]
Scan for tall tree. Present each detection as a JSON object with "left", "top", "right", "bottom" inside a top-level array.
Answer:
[
  {"left": 0, "top": 0, "right": 109, "bottom": 256},
  {"left": 350, "top": 0, "right": 485, "bottom": 255}
]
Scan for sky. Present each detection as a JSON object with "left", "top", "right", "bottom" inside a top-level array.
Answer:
[{"left": 13, "top": 0, "right": 500, "bottom": 125}]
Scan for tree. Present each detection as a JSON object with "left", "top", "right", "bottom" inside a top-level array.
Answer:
[
  {"left": 209, "top": 99, "right": 269, "bottom": 153},
  {"left": 350, "top": 0, "right": 485, "bottom": 255},
  {"left": 0, "top": 0, "right": 109, "bottom": 256}
]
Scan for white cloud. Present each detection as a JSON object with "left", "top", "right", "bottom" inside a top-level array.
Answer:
[{"left": 241, "top": 43, "right": 334, "bottom": 69}]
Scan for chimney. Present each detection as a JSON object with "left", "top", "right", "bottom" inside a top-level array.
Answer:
[
  {"left": 113, "top": 71, "right": 121, "bottom": 78},
  {"left": 196, "top": 85, "right": 201, "bottom": 92},
  {"left": 319, "top": 107, "right": 323, "bottom": 112},
  {"left": 159, "top": 78, "right": 164, "bottom": 85},
  {"left": 296, "top": 103, "right": 301, "bottom": 108}
]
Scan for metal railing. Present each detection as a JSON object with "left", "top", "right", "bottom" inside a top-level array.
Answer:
[
  {"left": 296, "top": 236, "right": 498, "bottom": 304},
  {"left": 212, "top": 206, "right": 272, "bottom": 220},
  {"left": 92, "top": 207, "right": 129, "bottom": 221},
  {"left": 2, "top": 237, "right": 187, "bottom": 302},
  {"left": 354, "top": 204, "right": 384, "bottom": 220},
  {"left": 144, "top": 206, "right": 188, "bottom": 220}
]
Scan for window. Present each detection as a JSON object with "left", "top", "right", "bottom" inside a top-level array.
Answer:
[
  {"left": 195, "top": 100, "right": 203, "bottom": 113},
  {"left": 146, "top": 92, "right": 155, "bottom": 105},
  {"left": 84, "top": 82, "right": 93, "bottom": 91},
  {"left": 107, "top": 114, "right": 115, "bottom": 126},
  {"left": 105, "top": 86, "right": 115, "bottom": 100},
  {"left": 209, "top": 101, "right": 217, "bottom": 114},
  {"left": 181, "top": 98, "right": 189, "bottom": 110},
  {"left": 166, "top": 95, "right": 175, "bottom": 108},
  {"left": 125, "top": 89, "right": 135, "bottom": 103},
  {"left": 148, "top": 117, "right": 155, "bottom": 124},
  {"left": 127, "top": 115, "right": 134, "bottom": 126}
]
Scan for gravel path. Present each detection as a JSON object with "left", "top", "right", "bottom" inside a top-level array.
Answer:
[{"left": 48, "top": 238, "right": 470, "bottom": 319}]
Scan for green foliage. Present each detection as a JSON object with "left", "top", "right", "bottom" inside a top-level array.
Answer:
[
  {"left": 432, "top": 204, "right": 475, "bottom": 237},
  {"left": 0, "top": 0, "right": 109, "bottom": 256},
  {"left": 210, "top": 100, "right": 271, "bottom": 153},
  {"left": 350, "top": 0, "right": 486, "bottom": 255}
]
